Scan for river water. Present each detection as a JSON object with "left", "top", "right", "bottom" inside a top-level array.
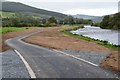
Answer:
[{"left": 71, "top": 25, "right": 119, "bottom": 45}]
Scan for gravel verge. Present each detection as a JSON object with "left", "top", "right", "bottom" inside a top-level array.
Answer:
[
  {"left": 61, "top": 50, "right": 110, "bottom": 65},
  {"left": 2, "top": 50, "right": 30, "bottom": 78}
]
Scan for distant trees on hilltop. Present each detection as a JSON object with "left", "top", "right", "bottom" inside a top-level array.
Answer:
[{"left": 58, "top": 16, "right": 92, "bottom": 25}]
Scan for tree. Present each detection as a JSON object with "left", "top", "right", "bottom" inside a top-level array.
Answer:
[
  {"left": 48, "top": 17, "right": 57, "bottom": 24},
  {"left": 12, "top": 18, "right": 20, "bottom": 27},
  {"left": 64, "top": 16, "right": 74, "bottom": 24},
  {"left": 100, "top": 15, "right": 110, "bottom": 29},
  {"left": 57, "top": 20, "right": 64, "bottom": 24},
  {"left": 41, "top": 19, "right": 47, "bottom": 24}
]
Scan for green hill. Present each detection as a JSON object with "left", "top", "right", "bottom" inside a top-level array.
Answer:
[{"left": 1, "top": 2, "right": 67, "bottom": 19}]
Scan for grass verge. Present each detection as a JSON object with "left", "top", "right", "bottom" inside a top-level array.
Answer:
[{"left": 1, "top": 27, "right": 36, "bottom": 34}]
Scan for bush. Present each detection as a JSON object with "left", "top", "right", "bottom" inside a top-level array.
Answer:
[{"left": 103, "top": 40, "right": 108, "bottom": 44}]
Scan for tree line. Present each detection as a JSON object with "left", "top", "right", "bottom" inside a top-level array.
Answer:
[
  {"left": 100, "top": 12, "right": 120, "bottom": 30},
  {"left": 92, "top": 12, "right": 120, "bottom": 30},
  {"left": 2, "top": 13, "right": 93, "bottom": 27}
]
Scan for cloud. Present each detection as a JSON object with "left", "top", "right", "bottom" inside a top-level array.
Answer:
[{"left": 62, "top": 8, "right": 118, "bottom": 16}]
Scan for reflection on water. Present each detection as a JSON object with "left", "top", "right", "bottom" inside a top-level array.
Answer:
[{"left": 71, "top": 25, "right": 119, "bottom": 45}]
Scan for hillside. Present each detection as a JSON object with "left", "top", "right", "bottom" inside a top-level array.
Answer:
[
  {"left": 1, "top": 2, "right": 67, "bottom": 19},
  {"left": 72, "top": 14, "right": 103, "bottom": 23},
  {"left": 100, "top": 12, "right": 120, "bottom": 30}
]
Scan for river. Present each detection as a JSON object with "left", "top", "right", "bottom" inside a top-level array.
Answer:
[{"left": 71, "top": 25, "right": 119, "bottom": 45}]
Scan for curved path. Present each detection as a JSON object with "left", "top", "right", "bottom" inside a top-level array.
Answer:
[{"left": 5, "top": 31, "right": 118, "bottom": 78}]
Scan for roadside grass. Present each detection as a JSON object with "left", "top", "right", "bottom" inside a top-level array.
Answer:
[
  {"left": 1, "top": 27, "right": 36, "bottom": 34},
  {"left": 61, "top": 25, "right": 120, "bottom": 50}
]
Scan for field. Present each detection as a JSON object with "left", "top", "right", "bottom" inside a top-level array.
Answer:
[
  {"left": 0, "top": 12, "right": 40, "bottom": 19},
  {"left": 0, "top": 12, "right": 16, "bottom": 18},
  {"left": 1, "top": 27, "right": 36, "bottom": 34}
]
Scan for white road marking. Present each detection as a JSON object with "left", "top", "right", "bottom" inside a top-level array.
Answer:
[
  {"left": 53, "top": 49, "right": 99, "bottom": 67},
  {"left": 14, "top": 50, "right": 36, "bottom": 78}
]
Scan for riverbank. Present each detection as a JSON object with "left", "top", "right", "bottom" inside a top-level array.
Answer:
[
  {"left": 71, "top": 26, "right": 119, "bottom": 46},
  {"left": 63, "top": 31, "right": 119, "bottom": 50}
]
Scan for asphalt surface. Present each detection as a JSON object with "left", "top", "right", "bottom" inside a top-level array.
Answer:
[
  {"left": 2, "top": 50, "right": 30, "bottom": 78},
  {"left": 5, "top": 31, "right": 118, "bottom": 78}
]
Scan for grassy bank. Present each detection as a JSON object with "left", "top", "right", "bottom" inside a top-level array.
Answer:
[
  {"left": 61, "top": 25, "right": 120, "bottom": 50},
  {"left": 1, "top": 27, "right": 36, "bottom": 34},
  {"left": 60, "top": 25, "right": 84, "bottom": 32}
]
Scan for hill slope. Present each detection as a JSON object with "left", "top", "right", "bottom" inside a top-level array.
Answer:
[{"left": 1, "top": 2, "right": 67, "bottom": 19}]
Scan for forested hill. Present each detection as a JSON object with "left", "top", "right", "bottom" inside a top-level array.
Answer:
[
  {"left": 100, "top": 12, "right": 120, "bottom": 30},
  {"left": 1, "top": 2, "right": 67, "bottom": 19}
]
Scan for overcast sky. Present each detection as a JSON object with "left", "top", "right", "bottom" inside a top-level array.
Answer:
[{"left": 4, "top": 0, "right": 120, "bottom": 16}]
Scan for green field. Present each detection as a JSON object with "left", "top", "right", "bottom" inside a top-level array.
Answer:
[
  {"left": 1, "top": 27, "right": 35, "bottom": 34},
  {"left": 0, "top": 12, "right": 41, "bottom": 19},
  {"left": 0, "top": 12, "right": 16, "bottom": 18}
]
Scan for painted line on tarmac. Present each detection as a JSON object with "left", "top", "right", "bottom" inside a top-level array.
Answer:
[
  {"left": 53, "top": 49, "right": 99, "bottom": 67},
  {"left": 14, "top": 49, "right": 36, "bottom": 78}
]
